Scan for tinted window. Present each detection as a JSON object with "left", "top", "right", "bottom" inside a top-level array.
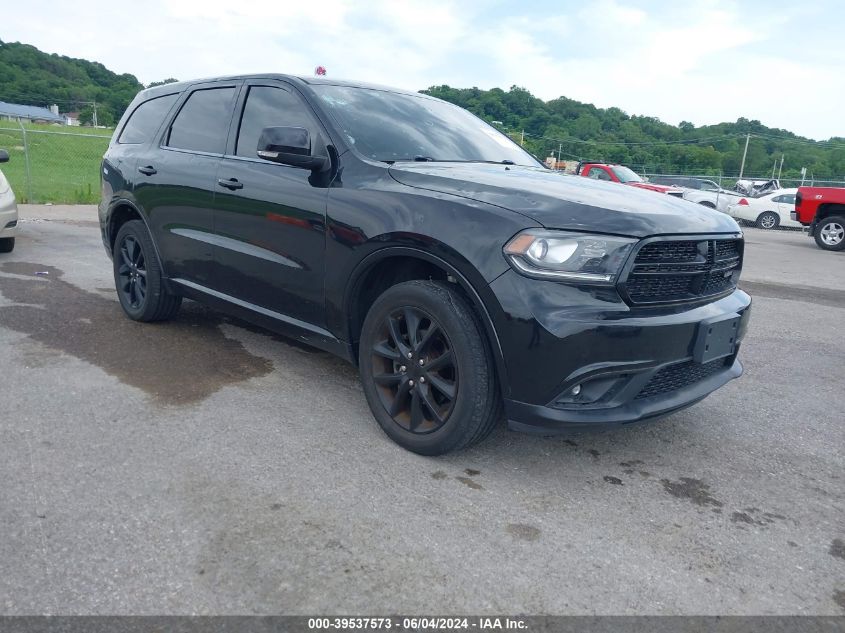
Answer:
[
  {"left": 313, "top": 85, "right": 540, "bottom": 166},
  {"left": 118, "top": 94, "right": 178, "bottom": 144},
  {"left": 587, "top": 167, "right": 611, "bottom": 181},
  {"left": 167, "top": 87, "right": 236, "bottom": 154},
  {"left": 236, "top": 86, "right": 318, "bottom": 158},
  {"left": 773, "top": 194, "right": 796, "bottom": 204}
]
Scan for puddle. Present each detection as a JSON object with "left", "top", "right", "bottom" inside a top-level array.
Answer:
[{"left": 0, "top": 262, "right": 274, "bottom": 405}]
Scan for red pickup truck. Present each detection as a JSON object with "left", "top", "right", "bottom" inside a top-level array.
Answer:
[
  {"left": 792, "top": 187, "right": 845, "bottom": 251},
  {"left": 576, "top": 162, "right": 685, "bottom": 197}
]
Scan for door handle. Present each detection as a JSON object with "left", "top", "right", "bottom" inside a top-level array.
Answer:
[
  {"left": 138, "top": 165, "right": 157, "bottom": 176},
  {"left": 217, "top": 178, "right": 244, "bottom": 190}
]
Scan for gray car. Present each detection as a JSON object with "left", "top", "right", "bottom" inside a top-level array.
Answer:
[{"left": 0, "top": 149, "right": 18, "bottom": 253}]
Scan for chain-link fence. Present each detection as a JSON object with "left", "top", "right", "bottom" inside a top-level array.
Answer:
[
  {"left": 0, "top": 123, "right": 111, "bottom": 204},
  {"left": 639, "top": 170, "right": 845, "bottom": 192}
]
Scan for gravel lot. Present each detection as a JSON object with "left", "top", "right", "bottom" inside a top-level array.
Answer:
[{"left": 1, "top": 205, "right": 843, "bottom": 615}]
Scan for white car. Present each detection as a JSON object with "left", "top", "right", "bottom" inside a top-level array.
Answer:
[
  {"left": 648, "top": 176, "right": 741, "bottom": 212},
  {"left": 0, "top": 149, "right": 18, "bottom": 253},
  {"left": 726, "top": 188, "right": 802, "bottom": 230}
]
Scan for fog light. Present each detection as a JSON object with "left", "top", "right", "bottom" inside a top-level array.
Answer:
[{"left": 571, "top": 384, "right": 581, "bottom": 396}]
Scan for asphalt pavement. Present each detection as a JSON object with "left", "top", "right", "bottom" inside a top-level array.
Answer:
[{"left": 0, "top": 205, "right": 843, "bottom": 615}]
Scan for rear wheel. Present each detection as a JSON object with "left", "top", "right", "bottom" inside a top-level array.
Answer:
[
  {"left": 359, "top": 280, "right": 500, "bottom": 455},
  {"left": 0, "top": 237, "right": 14, "bottom": 253},
  {"left": 814, "top": 216, "right": 845, "bottom": 251},
  {"left": 113, "top": 220, "right": 181, "bottom": 321},
  {"left": 756, "top": 211, "right": 779, "bottom": 229}
]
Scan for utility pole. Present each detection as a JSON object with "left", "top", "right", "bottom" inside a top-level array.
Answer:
[
  {"left": 771, "top": 159, "right": 777, "bottom": 179},
  {"left": 92, "top": 101, "right": 98, "bottom": 127},
  {"left": 520, "top": 129, "right": 525, "bottom": 146},
  {"left": 777, "top": 154, "right": 784, "bottom": 180},
  {"left": 557, "top": 143, "right": 562, "bottom": 168},
  {"left": 738, "top": 133, "right": 750, "bottom": 179}
]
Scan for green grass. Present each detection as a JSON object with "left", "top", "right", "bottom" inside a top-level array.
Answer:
[{"left": 0, "top": 121, "right": 112, "bottom": 203}]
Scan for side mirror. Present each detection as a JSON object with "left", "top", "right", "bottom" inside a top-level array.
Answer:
[
  {"left": 257, "top": 126, "right": 328, "bottom": 171},
  {"left": 0, "top": 149, "right": 9, "bottom": 164}
]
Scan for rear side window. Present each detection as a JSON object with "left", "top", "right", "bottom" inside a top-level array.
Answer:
[
  {"left": 118, "top": 94, "right": 178, "bottom": 144},
  {"left": 167, "top": 87, "right": 237, "bottom": 154},
  {"left": 235, "top": 86, "right": 319, "bottom": 158}
]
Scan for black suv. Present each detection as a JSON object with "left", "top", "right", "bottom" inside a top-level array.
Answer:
[{"left": 99, "top": 75, "right": 751, "bottom": 455}]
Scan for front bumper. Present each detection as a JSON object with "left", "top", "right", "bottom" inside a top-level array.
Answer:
[
  {"left": 488, "top": 270, "right": 751, "bottom": 432},
  {"left": 0, "top": 189, "right": 18, "bottom": 239}
]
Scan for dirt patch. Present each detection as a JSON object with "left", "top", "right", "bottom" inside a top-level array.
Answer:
[
  {"left": 603, "top": 476, "right": 623, "bottom": 485},
  {"left": 0, "top": 262, "right": 274, "bottom": 405},
  {"left": 660, "top": 477, "right": 723, "bottom": 508},
  {"left": 506, "top": 523, "right": 541, "bottom": 542}
]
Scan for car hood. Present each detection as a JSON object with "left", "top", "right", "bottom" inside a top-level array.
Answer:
[{"left": 388, "top": 162, "right": 740, "bottom": 238}]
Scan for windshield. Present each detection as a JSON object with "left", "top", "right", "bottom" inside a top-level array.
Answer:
[
  {"left": 611, "top": 166, "right": 643, "bottom": 183},
  {"left": 312, "top": 85, "right": 540, "bottom": 166}
]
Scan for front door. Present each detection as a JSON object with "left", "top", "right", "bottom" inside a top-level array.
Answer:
[{"left": 212, "top": 82, "right": 330, "bottom": 328}]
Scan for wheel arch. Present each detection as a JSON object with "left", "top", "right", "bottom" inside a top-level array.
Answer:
[
  {"left": 817, "top": 203, "right": 845, "bottom": 221},
  {"left": 344, "top": 246, "right": 510, "bottom": 393},
  {"left": 106, "top": 199, "right": 167, "bottom": 274}
]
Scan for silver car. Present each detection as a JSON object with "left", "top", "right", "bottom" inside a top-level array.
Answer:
[{"left": 0, "top": 149, "right": 18, "bottom": 253}]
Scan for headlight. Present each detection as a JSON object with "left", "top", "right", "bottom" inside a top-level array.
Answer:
[{"left": 503, "top": 230, "right": 637, "bottom": 283}]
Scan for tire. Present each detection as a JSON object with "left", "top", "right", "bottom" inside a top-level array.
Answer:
[
  {"left": 0, "top": 237, "right": 14, "bottom": 253},
  {"left": 756, "top": 211, "right": 779, "bottom": 230},
  {"left": 814, "top": 216, "right": 845, "bottom": 251},
  {"left": 359, "top": 280, "right": 501, "bottom": 455},
  {"left": 113, "top": 220, "right": 181, "bottom": 321}
]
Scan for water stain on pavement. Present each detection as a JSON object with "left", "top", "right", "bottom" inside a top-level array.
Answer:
[
  {"left": 456, "top": 476, "right": 483, "bottom": 490},
  {"left": 506, "top": 523, "right": 541, "bottom": 542},
  {"left": 431, "top": 471, "right": 448, "bottom": 480},
  {"left": 730, "top": 508, "right": 791, "bottom": 529},
  {"left": 660, "top": 477, "right": 723, "bottom": 508},
  {"left": 0, "top": 262, "right": 273, "bottom": 405},
  {"left": 834, "top": 590, "right": 845, "bottom": 612},
  {"left": 603, "top": 476, "right": 623, "bottom": 485},
  {"left": 830, "top": 539, "right": 845, "bottom": 560},
  {"left": 464, "top": 468, "right": 481, "bottom": 476}
]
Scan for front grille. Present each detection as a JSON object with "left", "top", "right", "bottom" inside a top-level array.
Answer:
[
  {"left": 635, "top": 358, "right": 728, "bottom": 400},
  {"left": 621, "top": 237, "right": 742, "bottom": 305}
]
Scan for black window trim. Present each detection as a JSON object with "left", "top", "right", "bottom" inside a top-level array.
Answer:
[
  {"left": 221, "top": 79, "right": 334, "bottom": 167},
  {"left": 157, "top": 81, "right": 243, "bottom": 158}
]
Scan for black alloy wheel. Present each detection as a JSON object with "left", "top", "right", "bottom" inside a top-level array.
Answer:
[
  {"left": 359, "top": 280, "right": 501, "bottom": 455},
  {"left": 112, "top": 219, "right": 181, "bottom": 322},
  {"left": 118, "top": 235, "right": 147, "bottom": 309},
  {"left": 370, "top": 307, "right": 458, "bottom": 434}
]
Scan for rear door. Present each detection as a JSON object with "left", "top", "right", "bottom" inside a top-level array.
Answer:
[
  {"left": 211, "top": 80, "right": 330, "bottom": 327},
  {"left": 133, "top": 82, "right": 240, "bottom": 286}
]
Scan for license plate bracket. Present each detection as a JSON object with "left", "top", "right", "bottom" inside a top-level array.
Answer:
[{"left": 693, "top": 313, "right": 741, "bottom": 363}]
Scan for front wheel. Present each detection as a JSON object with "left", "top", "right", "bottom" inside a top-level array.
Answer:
[
  {"left": 359, "top": 280, "right": 501, "bottom": 455},
  {"left": 113, "top": 220, "right": 182, "bottom": 321},
  {"left": 0, "top": 237, "right": 14, "bottom": 253},
  {"left": 814, "top": 216, "right": 845, "bottom": 251},
  {"left": 756, "top": 211, "right": 779, "bottom": 229}
]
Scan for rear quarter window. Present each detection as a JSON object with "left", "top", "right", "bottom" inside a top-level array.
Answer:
[{"left": 118, "top": 94, "right": 179, "bottom": 144}]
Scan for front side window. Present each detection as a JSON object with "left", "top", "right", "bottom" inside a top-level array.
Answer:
[
  {"left": 313, "top": 85, "right": 540, "bottom": 166},
  {"left": 236, "top": 86, "right": 319, "bottom": 158},
  {"left": 587, "top": 168, "right": 611, "bottom": 181},
  {"left": 773, "top": 194, "right": 796, "bottom": 204},
  {"left": 118, "top": 94, "right": 178, "bottom": 144},
  {"left": 167, "top": 87, "right": 236, "bottom": 154},
  {"left": 699, "top": 180, "right": 719, "bottom": 191}
]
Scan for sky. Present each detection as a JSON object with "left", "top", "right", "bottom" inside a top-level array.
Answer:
[{"left": 3, "top": 0, "right": 844, "bottom": 140}]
